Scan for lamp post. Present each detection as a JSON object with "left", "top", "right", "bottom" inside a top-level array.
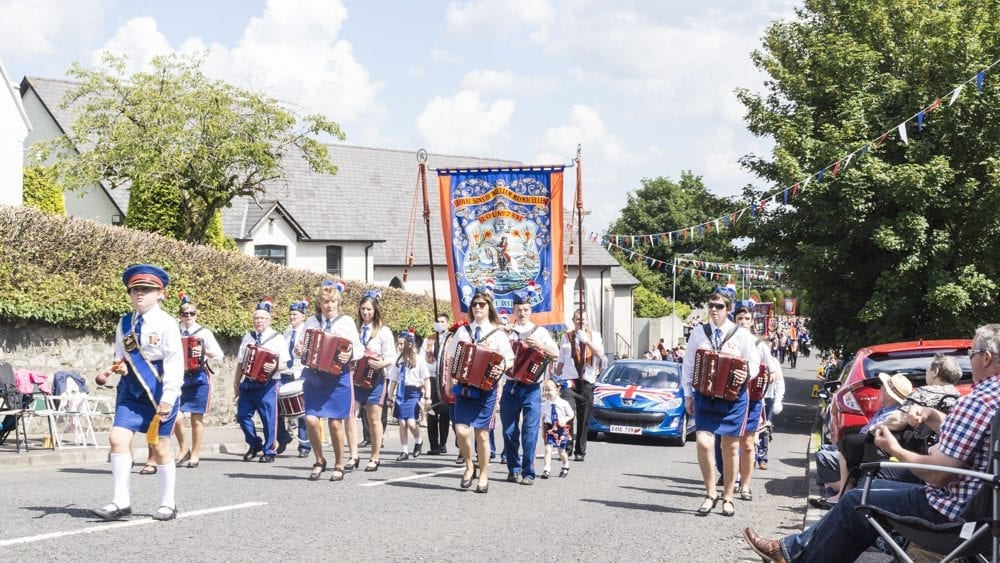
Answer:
[{"left": 671, "top": 252, "right": 695, "bottom": 347}]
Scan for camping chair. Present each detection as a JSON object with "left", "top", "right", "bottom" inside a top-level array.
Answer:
[
  {"left": 855, "top": 411, "right": 1000, "bottom": 563},
  {"left": 0, "top": 381, "right": 57, "bottom": 453}
]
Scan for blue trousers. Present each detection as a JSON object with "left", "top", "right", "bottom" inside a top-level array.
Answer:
[
  {"left": 237, "top": 379, "right": 279, "bottom": 456},
  {"left": 780, "top": 480, "right": 949, "bottom": 562},
  {"left": 500, "top": 381, "right": 541, "bottom": 479}
]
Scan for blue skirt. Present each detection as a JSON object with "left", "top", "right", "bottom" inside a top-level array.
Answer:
[
  {"left": 453, "top": 384, "right": 498, "bottom": 429},
  {"left": 394, "top": 385, "right": 423, "bottom": 420},
  {"left": 744, "top": 399, "right": 765, "bottom": 433},
  {"left": 303, "top": 367, "right": 354, "bottom": 419},
  {"left": 693, "top": 389, "right": 750, "bottom": 437},
  {"left": 113, "top": 395, "right": 178, "bottom": 436},
  {"left": 354, "top": 376, "right": 386, "bottom": 406},
  {"left": 179, "top": 377, "right": 211, "bottom": 414}
]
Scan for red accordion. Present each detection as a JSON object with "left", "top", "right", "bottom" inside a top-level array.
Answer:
[
  {"left": 510, "top": 340, "right": 548, "bottom": 385},
  {"left": 181, "top": 335, "right": 204, "bottom": 373},
  {"left": 748, "top": 363, "right": 769, "bottom": 401},
  {"left": 450, "top": 340, "right": 504, "bottom": 391},
  {"left": 241, "top": 345, "right": 277, "bottom": 383},
  {"left": 352, "top": 350, "right": 383, "bottom": 390},
  {"left": 691, "top": 348, "right": 746, "bottom": 401},
  {"left": 300, "top": 329, "right": 353, "bottom": 375}
]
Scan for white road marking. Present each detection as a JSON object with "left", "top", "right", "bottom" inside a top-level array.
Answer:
[
  {"left": 359, "top": 467, "right": 463, "bottom": 487},
  {"left": 0, "top": 502, "right": 268, "bottom": 547}
]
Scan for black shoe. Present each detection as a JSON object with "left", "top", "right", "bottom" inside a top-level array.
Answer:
[
  {"left": 475, "top": 481, "right": 490, "bottom": 494},
  {"left": 359, "top": 440, "right": 371, "bottom": 447},
  {"left": 174, "top": 451, "right": 191, "bottom": 467},
  {"left": 396, "top": 452, "right": 410, "bottom": 461},
  {"left": 413, "top": 443, "right": 422, "bottom": 457},
  {"left": 506, "top": 473, "right": 522, "bottom": 484},
  {"left": 308, "top": 459, "right": 327, "bottom": 481},
  {"left": 574, "top": 453, "right": 585, "bottom": 462},
  {"left": 243, "top": 445, "right": 262, "bottom": 461},
  {"left": 454, "top": 455, "right": 465, "bottom": 465},
  {"left": 93, "top": 503, "right": 131, "bottom": 521},
  {"left": 151, "top": 505, "right": 178, "bottom": 521},
  {"left": 438, "top": 446, "right": 448, "bottom": 455},
  {"left": 427, "top": 447, "right": 441, "bottom": 455},
  {"left": 460, "top": 467, "right": 477, "bottom": 489},
  {"left": 258, "top": 455, "right": 275, "bottom": 463},
  {"left": 276, "top": 441, "right": 288, "bottom": 456},
  {"left": 559, "top": 466, "right": 570, "bottom": 477},
  {"left": 364, "top": 459, "right": 381, "bottom": 472}
]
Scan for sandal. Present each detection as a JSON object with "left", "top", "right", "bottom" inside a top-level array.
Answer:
[
  {"left": 329, "top": 467, "right": 345, "bottom": 482},
  {"left": 345, "top": 457, "right": 359, "bottom": 471},
  {"left": 174, "top": 451, "right": 191, "bottom": 467},
  {"left": 364, "top": 459, "right": 380, "bottom": 472},
  {"left": 739, "top": 487, "right": 753, "bottom": 501},
  {"left": 721, "top": 499, "right": 735, "bottom": 517},
  {"left": 308, "top": 459, "right": 327, "bottom": 481},
  {"left": 139, "top": 463, "right": 157, "bottom": 475},
  {"left": 696, "top": 495, "right": 718, "bottom": 516},
  {"left": 541, "top": 469, "right": 551, "bottom": 479}
]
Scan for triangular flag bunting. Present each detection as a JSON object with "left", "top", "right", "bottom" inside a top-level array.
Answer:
[
  {"left": 949, "top": 85, "right": 964, "bottom": 106},
  {"left": 898, "top": 122, "right": 908, "bottom": 145}
]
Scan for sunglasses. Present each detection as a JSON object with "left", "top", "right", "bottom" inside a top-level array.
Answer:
[
  {"left": 471, "top": 302, "right": 488, "bottom": 308},
  {"left": 708, "top": 303, "right": 727, "bottom": 310},
  {"left": 968, "top": 349, "right": 989, "bottom": 358},
  {"left": 180, "top": 312, "right": 197, "bottom": 317}
]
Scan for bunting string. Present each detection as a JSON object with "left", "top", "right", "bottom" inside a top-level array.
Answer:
[{"left": 604, "top": 241, "right": 786, "bottom": 281}]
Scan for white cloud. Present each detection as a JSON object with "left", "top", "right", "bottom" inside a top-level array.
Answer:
[
  {"left": 416, "top": 89, "right": 515, "bottom": 155},
  {"left": 445, "top": 0, "right": 555, "bottom": 43},
  {"left": 429, "top": 47, "right": 461, "bottom": 65},
  {"left": 90, "top": 17, "right": 172, "bottom": 73},
  {"left": 0, "top": 0, "right": 106, "bottom": 58},
  {"left": 460, "top": 69, "right": 557, "bottom": 94}
]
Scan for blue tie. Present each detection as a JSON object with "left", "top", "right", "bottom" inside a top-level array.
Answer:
[
  {"left": 550, "top": 403, "right": 558, "bottom": 425},
  {"left": 397, "top": 365, "right": 406, "bottom": 404},
  {"left": 255, "top": 332, "right": 262, "bottom": 345},
  {"left": 325, "top": 319, "right": 332, "bottom": 331},
  {"left": 182, "top": 328, "right": 189, "bottom": 337},
  {"left": 473, "top": 326, "right": 481, "bottom": 343},
  {"left": 134, "top": 314, "right": 144, "bottom": 337},
  {"left": 714, "top": 328, "right": 722, "bottom": 349},
  {"left": 287, "top": 329, "right": 296, "bottom": 368},
  {"left": 361, "top": 326, "right": 370, "bottom": 346}
]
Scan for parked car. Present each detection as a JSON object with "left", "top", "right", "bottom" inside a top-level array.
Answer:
[
  {"left": 587, "top": 359, "right": 693, "bottom": 445},
  {"left": 819, "top": 339, "right": 973, "bottom": 445}
]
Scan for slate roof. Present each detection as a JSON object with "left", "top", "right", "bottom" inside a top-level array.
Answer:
[
  {"left": 610, "top": 265, "right": 640, "bottom": 287},
  {"left": 23, "top": 75, "right": 632, "bottom": 283}
]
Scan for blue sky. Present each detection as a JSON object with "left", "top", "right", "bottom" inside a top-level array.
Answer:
[{"left": 1, "top": 0, "right": 799, "bottom": 232}]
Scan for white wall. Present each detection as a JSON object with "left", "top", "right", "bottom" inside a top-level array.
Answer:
[
  {"left": 238, "top": 216, "right": 373, "bottom": 281},
  {"left": 1, "top": 80, "right": 29, "bottom": 206}
]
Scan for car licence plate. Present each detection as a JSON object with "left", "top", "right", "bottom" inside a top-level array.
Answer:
[{"left": 609, "top": 424, "right": 642, "bottom": 435}]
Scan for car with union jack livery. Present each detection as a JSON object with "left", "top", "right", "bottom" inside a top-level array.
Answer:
[{"left": 587, "top": 359, "right": 693, "bottom": 446}]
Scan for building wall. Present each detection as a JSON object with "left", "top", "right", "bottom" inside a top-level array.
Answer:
[
  {"left": 1, "top": 84, "right": 29, "bottom": 206},
  {"left": 236, "top": 217, "right": 373, "bottom": 281}
]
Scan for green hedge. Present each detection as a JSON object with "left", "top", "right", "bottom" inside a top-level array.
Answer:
[{"left": 0, "top": 205, "right": 448, "bottom": 338}]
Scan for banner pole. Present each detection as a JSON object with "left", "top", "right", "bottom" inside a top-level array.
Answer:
[
  {"left": 575, "top": 144, "right": 584, "bottom": 316},
  {"left": 418, "top": 149, "right": 440, "bottom": 320}
]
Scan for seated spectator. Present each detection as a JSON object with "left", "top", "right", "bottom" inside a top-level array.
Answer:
[{"left": 744, "top": 323, "right": 1000, "bottom": 562}]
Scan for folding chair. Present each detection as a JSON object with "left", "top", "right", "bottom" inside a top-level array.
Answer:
[
  {"left": 46, "top": 379, "right": 98, "bottom": 448},
  {"left": 0, "top": 387, "right": 57, "bottom": 452},
  {"left": 856, "top": 411, "right": 1000, "bottom": 563}
]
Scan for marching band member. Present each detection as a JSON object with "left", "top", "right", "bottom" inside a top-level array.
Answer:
[
  {"left": 355, "top": 290, "right": 396, "bottom": 471},
  {"left": 683, "top": 287, "right": 761, "bottom": 518},
  {"left": 173, "top": 293, "right": 223, "bottom": 469},
  {"left": 92, "top": 264, "right": 183, "bottom": 522},
  {"left": 554, "top": 308, "right": 604, "bottom": 462},
  {"left": 444, "top": 288, "right": 515, "bottom": 494},
  {"left": 300, "top": 280, "right": 363, "bottom": 482},
  {"left": 387, "top": 329, "right": 431, "bottom": 461},
  {"left": 282, "top": 300, "right": 311, "bottom": 458},
  {"left": 422, "top": 314, "right": 452, "bottom": 455},
  {"left": 234, "top": 299, "right": 289, "bottom": 464},
  {"left": 500, "top": 292, "right": 559, "bottom": 485},
  {"left": 732, "top": 300, "right": 777, "bottom": 501}
]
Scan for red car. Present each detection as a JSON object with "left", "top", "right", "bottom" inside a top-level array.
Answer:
[{"left": 823, "top": 339, "right": 974, "bottom": 445}]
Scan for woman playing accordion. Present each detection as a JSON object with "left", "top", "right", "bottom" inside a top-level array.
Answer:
[
  {"left": 443, "top": 288, "right": 515, "bottom": 494},
  {"left": 353, "top": 290, "right": 396, "bottom": 471},
  {"left": 681, "top": 287, "right": 760, "bottom": 518}
]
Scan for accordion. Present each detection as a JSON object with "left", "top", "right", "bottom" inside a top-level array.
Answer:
[
  {"left": 241, "top": 345, "right": 277, "bottom": 383},
  {"left": 692, "top": 348, "right": 746, "bottom": 401},
  {"left": 748, "top": 363, "right": 769, "bottom": 401},
  {"left": 510, "top": 340, "right": 548, "bottom": 385},
  {"left": 352, "top": 350, "right": 383, "bottom": 390},
  {"left": 301, "top": 329, "right": 352, "bottom": 375},
  {"left": 450, "top": 340, "right": 504, "bottom": 392},
  {"left": 181, "top": 335, "right": 204, "bottom": 373}
]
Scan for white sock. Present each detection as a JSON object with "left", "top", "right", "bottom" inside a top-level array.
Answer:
[
  {"left": 110, "top": 453, "right": 132, "bottom": 508},
  {"left": 157, "top": 463, "right": 176, "bottom": 509},
  {"left": 415, "top": 437, "right": 423, "bottom": 445},
  {"left": 401, "top": 443, "right": 410, "bottom": 453}
]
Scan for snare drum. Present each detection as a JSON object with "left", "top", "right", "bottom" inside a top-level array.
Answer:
[{"left": 278, "top": 379, "right": 306, "bottom": 417}]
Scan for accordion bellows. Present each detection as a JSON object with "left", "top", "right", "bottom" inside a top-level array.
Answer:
[{"left": 692, "top": 348, "right": 746, "bottom": 401}]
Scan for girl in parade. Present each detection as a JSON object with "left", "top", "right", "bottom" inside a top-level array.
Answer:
[
  {"left": 443, "top": 287, "right": 515, "bottom": 494},
  {"left": 300, "top": 280, "right": 363, "bottom": 482},
  {"left": 92, "top": 264, "right": 184, "bottom": 522},
  {"left": 234, "top": 299, "right": 289, "bottom": 464},
  {"left": 354, "top": 290, "right": 396, "bottom": 471},
  {"left": 387, "top": 328, "right": 432, "bottom": 461},
  {"left": 173, "top": 293, "right": 223, "bottom": 468},
  {"left": 540, "top": 378, "right": 574, "bottom": 479}
]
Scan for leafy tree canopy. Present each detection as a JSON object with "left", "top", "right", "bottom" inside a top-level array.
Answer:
[
  {"left": 32, "top": 52, "right": 345, "bottom": 244},
  {"left": 739, "top": 0, "right": 1000, "bottom": 350},
  {"left": 22, "top": 166, "right": 65, "bottom": 214}
]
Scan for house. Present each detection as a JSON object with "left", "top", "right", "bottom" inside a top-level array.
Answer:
[
  {"left": 20, "top": 76, "right": 639, "bottom": 356},
  {"left": 0, "top": 60, "right": 32, "bottom": 206}
]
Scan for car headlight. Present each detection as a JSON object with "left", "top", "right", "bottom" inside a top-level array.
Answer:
[
  {"left": 592, "top": 396, "right": 606, "bottom": 408},
  {"left": 647, "top": 398, "right": 683, "bottom": 412}
]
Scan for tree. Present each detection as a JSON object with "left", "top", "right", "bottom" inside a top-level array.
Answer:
[
  {"left": 739, "top": 1, "right": 1000, "bottom": 350},
  {"left": 22, "top": 166, "right": 65, "bottom": 214},
  {"left": 608, "top": 172, "right": 740, "bottom": 307},
  {"left": 633, "top": 286, "right": 672, "bottom": 318},
  {"left": 32, "top": 53, "right": 345, "bottom": 244}
]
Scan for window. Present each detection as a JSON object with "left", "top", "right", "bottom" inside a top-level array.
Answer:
[
  {"left": 389, "top": 276, "right": 404, "bottom": 289},
  {"left": 326, "top": 245, "right": 342, "bottom": 277},
  {"left": 255, "top": 245, "right": 286, "bottom": 265}
]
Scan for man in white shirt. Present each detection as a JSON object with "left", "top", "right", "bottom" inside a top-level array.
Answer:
[{"left": 555, "top": 308, "right": 604, "bottom": 461}]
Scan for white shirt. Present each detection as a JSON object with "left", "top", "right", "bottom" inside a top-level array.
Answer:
[
  {"left": 281, "top": 323, "right": 306, "bottom": 378},
  {"left": 388, "top": 355, "right": 431, "bottom": 388},
  {"left": 236, "top": 327, "right": 289, "bottom": 381},
  {"left": 360, "top": 324, "right": 398, "bottom": 365},
  {"left": 179, "top": 321, "right": 224, "bottom": 361},
  {"left": 302, "top": 314, "right": 364, "bottom": 362},
  {"left": 681, "top": 320, "right": 761, "bottom": 396},
  {"left": 113, "top": 304, "right": 183, "bottom": 407},
  {"left": 509, "top": 321, "right": 559, "bottom": 358},
  {"left": 444, "top": 320, "right": 516, "bottom": 370},
  {"left": 557, "top": 327, "right": 606, "bottom": 383},
  {"left": 761, "top": 341, "right": 785, "bottom": 401},
  {"left": 542, "top": 396, "right": 575, "bottom": 425}
]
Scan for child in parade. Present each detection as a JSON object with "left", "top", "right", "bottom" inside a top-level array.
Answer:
[
  {"left": 386, "top": 329, "right": 431, "bottom": 461},
  {"left": 540, "top": 378, "right": 574, "bottom": 479},
  {"left": 173, "top": 293, "right": 223, "bottom": 468}
]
